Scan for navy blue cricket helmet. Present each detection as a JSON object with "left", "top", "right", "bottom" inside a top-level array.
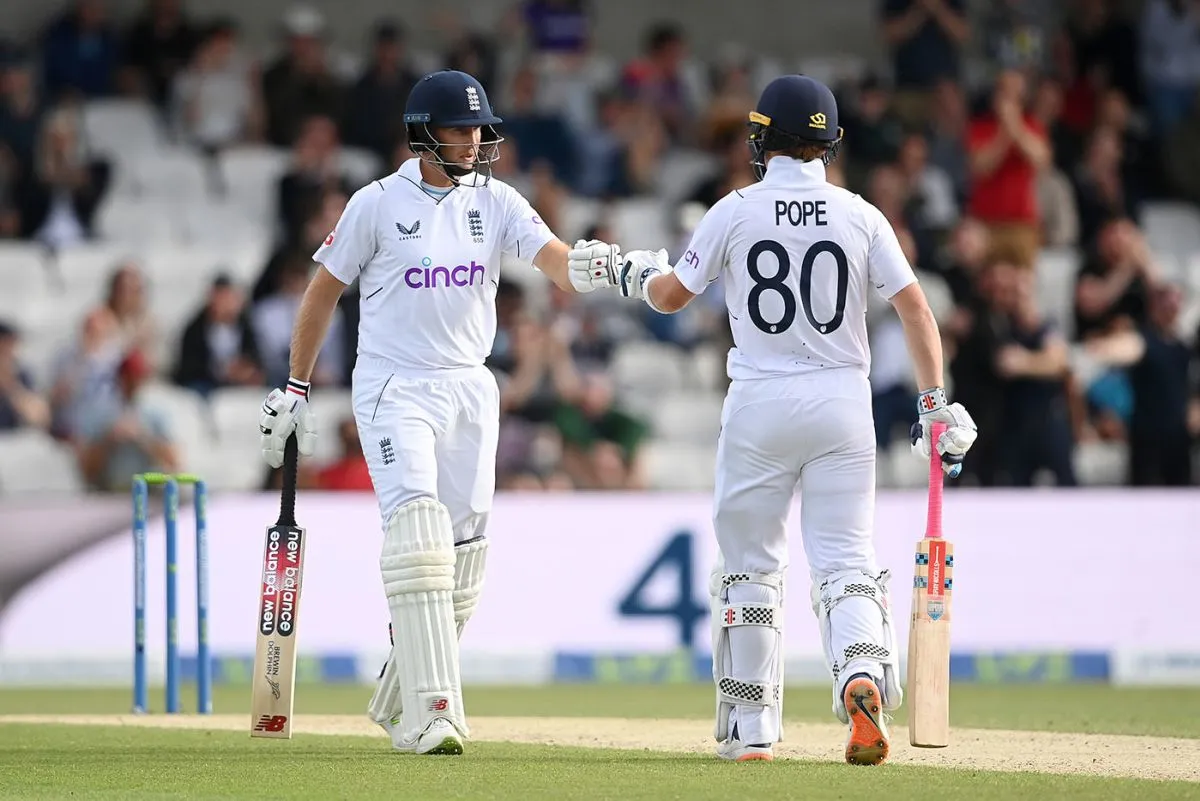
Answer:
[
  {"left": 747, "top": 74, "right": 844, "bottom": 180},
  {"left": 404, "top": 70, "right": 504, "bottom": 185}
]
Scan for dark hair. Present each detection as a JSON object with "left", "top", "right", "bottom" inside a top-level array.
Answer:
[{"left": 645, "top": 22, "right": 683, "bottom": 53}]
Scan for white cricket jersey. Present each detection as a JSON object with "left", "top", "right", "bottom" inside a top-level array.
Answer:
[
  {"left": 312, "top": 158, "right": 556, "bottom": 372},
  {"left": 673, "top": 157, "right": 917, "bottom": 381}
]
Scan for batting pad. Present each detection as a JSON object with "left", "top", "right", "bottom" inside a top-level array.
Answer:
[
  {"left": 712, "top": 570, "right": 784, "bottom": 746},
  {"left": 452, "top": 536, "right": 488, "bottom": 637},
  {"left": 813, "top": 568, "right": 903, "bottom": 724},
  {"left": 381, "top": 498, "right": 465, "bottom": 739}
]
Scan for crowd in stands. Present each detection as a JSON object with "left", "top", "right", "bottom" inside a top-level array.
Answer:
[{"left": 0, "top": 0, "right": 1198, "bottom": 492}]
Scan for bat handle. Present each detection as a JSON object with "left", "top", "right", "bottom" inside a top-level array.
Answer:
[
  {"left": 278, "top": 433, "right": 299, "bottom": 527},
  {"left": 926, "top": 421, "right": 946, "bottom": 539}
]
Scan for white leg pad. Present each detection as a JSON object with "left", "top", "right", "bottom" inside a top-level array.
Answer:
[
  {"left": 381, "top": 498, "right": 466, "bottom": 740},
  {"left": 812, "top": 568, "right": 903, "bottom": 724},
  {"left": 452, "top": 536, "right": 488, "bottom": 637},
  {"left": 367, "top": 623, "right": 401, "bottom": 725},
  {"left": 711, "top": 570, "right": 784, "bottom": 745}
]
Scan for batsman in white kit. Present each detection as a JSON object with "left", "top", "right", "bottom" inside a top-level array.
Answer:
[
  {"left": 615, "top": 75, "right": 978, "bottom": 764},
  {"left": 257, "top": 70, "right": 624, "bottom": 755}
]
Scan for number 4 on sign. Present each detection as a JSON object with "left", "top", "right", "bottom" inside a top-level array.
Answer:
[{"left": 617, "top": 531, "right": 707, "bottom": 648}]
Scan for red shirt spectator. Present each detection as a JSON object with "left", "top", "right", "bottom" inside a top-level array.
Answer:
[
  {"left": 966, "top": 112, "right": 1046, "bottom": 223},
  {"left": 316, "top": 419, "right": 375, "bottom": 491}
]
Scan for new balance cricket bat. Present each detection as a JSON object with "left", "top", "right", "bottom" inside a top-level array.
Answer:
[
  {"left": 250, "top": 433, "right": 306, "bottom": 739},
  {"left": 907, "top": 420, "right": 953, "bottom": 748}
]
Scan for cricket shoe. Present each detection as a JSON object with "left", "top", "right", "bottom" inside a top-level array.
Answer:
[
  {"left": 716, "top": 722, "right": 774, "bottom": 762},
  {"left": 843, "top": 673, "right": 889, "bottom": 766},
  {"left": 383, "top": 716, "right": 465, "bottom": 755}
]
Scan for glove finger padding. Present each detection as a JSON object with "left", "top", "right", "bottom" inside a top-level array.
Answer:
[
  {"left": 619, "top": 249, "right": 669, "bottom": 300},
  {"left": 259, "top": 388, "right": 312, "bottom": 467},
  {"left": 567, "top": 239, "right": 621, "bottom": 293}
]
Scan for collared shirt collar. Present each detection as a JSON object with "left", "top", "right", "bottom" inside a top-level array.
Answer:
[{"left": 762, "top": 156, "right": 826, "bottom": 184}]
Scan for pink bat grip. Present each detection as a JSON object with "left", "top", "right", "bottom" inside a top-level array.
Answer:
[{"left": 926, "top": 420, "right": 946, "bottom": 539}]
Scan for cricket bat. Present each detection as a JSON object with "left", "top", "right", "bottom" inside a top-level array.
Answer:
[
  {"left": 907, "top": 420, "right": 953, "bottom": 748},
  {"left": 250, "top": 433, "right": 306, "bottom": 739}
]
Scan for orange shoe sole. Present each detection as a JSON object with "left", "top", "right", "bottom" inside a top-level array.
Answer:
[
  {"left": 844, "top": 677, "right": 889, "bottom": 766},
  {"left": 735, "top": 752, "right": 774, "bottom": 762}
]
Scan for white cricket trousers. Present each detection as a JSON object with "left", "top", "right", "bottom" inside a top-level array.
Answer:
[
  {"left": 352, "top": 357, "right": 500, "bottom": 543},
  {"left": 713, "top": 366, "right": 879, "bottom": 743}
]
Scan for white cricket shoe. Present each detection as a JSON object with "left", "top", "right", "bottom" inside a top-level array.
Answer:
[
  {"left": 384, "top": 716, "right": 464, "bottom": 755},
  {"left": 716, "top": 722, "right": 774, "bottom": 762},
  {"left": 843, "top": 673, "right": 889, "bottom": 766}
]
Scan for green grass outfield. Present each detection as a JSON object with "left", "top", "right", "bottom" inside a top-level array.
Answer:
[{"left": 1, "top": 684, "right": 1198, "bottom": 800}]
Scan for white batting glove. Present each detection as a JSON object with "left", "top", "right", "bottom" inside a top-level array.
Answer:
[
  {"left": 259, "top": 378, "right": 317, "bottom": 468},
  {"left": 619, "top": 248, "right": 671, "bottom": 301},
  {"left": 567, "top": 239, "right": 621, "bottom": 293},
  {"left": 909, "top": 387, "right": 977, "bottom": 478}
]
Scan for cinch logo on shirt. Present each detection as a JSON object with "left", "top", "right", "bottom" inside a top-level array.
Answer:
[{"left": 404, "top": 257, "right": 487, "bottom": 289}]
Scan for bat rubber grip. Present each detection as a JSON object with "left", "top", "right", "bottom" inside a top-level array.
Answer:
[
  {"left": 926, "top": 421, "right": 946, "bottom": 539},
  {"left": 278, "top": 433, "right": 299, "bottom": 527}
]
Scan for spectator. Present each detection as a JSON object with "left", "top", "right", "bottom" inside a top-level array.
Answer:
[
  {"left": 49, "top": 307, "right": 123, "bottom": 441},
  {"left": 40, "top": 0, "right": 119, "bottom": 100},
  {"left": 1074, "top": 217, "right": 1159, "bottom": 342},
  {"left": 172, "top": 274, "right": 262, "bottom": 395},
  {"left": 840, "top": 75, "right": 905, "bottom": 194},
  {"left": 317, "top": 417, "right": 374, "bottom": 490},
  {"left": 983, "top": 0, "right": 1056, "bottom": 76},
  {"left": 342, "top": 21, "right": 418, "bottom": 164},
  {"left": 500, "top": 64, "right": 578, "bottom": 187},
  {"left": 1128, "top": 284, "right": 1193, "bottom": 485},
  {"left": 896, "top": 130, "right": 958, "bottom": 253},
  {"left": 1030, "top": 76, "right": 1079, "bottom": 177},
  {"left": 0, "top": 321, "right": 51, "bottom": 431},
  {"left": 1140, "top": 0, "right": 1200, "bottom": 138},
  {"left": 687, "top": 130, "right": 756, "bottom": 209},
  {"left": 102, "top": 262, "right": 157, "bottom": 365},
  {"left": 171, "top": 19, "right": 262, "bottom": 156},
  {"left": 554, "top": 370, "right": 647, "bottom": 489},
  {"left": 252, "top": 257, "right": 345, "bottom": 388},
  {"left": 966, "top": 69, "right": 1051, "bottom": 270},
  {"left": 574, "top": 89, "right": 665, "bottom": 198},
  {"left": 947, "top": 257, "right": 1013, "bottom": 486},
  {"left": 254, "top": 184, "right": 347, "bottom": 302},
  {"left": 77, "top": 348, "right": 179, "bottom": 491},
  {"left": 1072, "top": 125, "right": 1131, "bottom": 249},
  {"left": 119, "top": 0, "right": 197, "bottom": 109},
  {"left": 619, "top": 22, "right": 695, "bottom": 144},
  {"left": 995, "top": 268, "right": 1076, "bottom": 486},
  {"left": 261, "top": 5, "right": 346, "bottom": 147},
  {"left": 277, "top": 114, "right": 352, "bottom": 243},
  {"left": 1094, "top": 89, "right": 1152, "bottom": 211},
  {"left": 880, "top": 0, "right": 970, "bottom": 127},
  {"left": 444, "top": 31, "right": 500, "bottom": 96},
  {"left": 17, "top": 105, "right": 111, "bottom": 246},
  {"left": 925, "top": 78, "right": 969, "bottom": 206},
  {"left": 1065, "top": 0, "right": 1141, "bottom": 110},
  {"left": 698, "top": 49, "right": 757, "bottom": 152},
  {"left": 0, "top": 55, "right": 45, "bottom": 189}
]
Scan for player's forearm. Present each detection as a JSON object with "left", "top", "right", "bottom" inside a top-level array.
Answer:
[
  {"left": 898, "top": 304, "right": 945, "bottom": 390},
  {"left": 289, "top": 267, "right": 347, "bottom": 383},
  {"left": 534, "top": 240, "right": 578, "bottom": 293}
]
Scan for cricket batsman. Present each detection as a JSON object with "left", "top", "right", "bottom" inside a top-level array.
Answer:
[
  {"left": 613, "top": 75, "right": 978, "bottom": 764},
  {"left": 257, "top": 69, "right": 624, "bottom": 755}
]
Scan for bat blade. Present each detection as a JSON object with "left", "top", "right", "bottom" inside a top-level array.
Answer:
[
  {"left": 250, "top": 434, "right": 305, "bottom": 739},
  {"left": 907, "top": 420, "right": 952, "bottom": 748}
]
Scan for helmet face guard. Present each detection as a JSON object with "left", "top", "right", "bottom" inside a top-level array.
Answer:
[
  {"left": 747, "top": 110, "right": 843, "bottom": 181},
  {"left": 405, "top": 118, "right": 505, "bottom": 187}
]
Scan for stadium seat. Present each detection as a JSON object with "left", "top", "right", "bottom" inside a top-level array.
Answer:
[
  {"left": 655, "top": 149, "right": 718, "bottom": 204},
  {"left": 641, "top": 440, "right": 717, "bottom": 490},
  {"left": 1074, "top": 440, "right": 1128, "bottom": 486},
  {"left": 95, "top": 196, "right": 183, "bottom": 245},
  {"left": 50, "top": 242, "right": 143, "bottom": 309},
  {"left": 686, "top": 343, "right": 727, "bottom": 391},
  {"left": 610, "top": 198, "right": 673, "bottom": 251},
  {"left": 82, "top": 99, "right": 165, "bottom": 159},
  {"left": 611, "top": 341, "right": 689, "bottom": 397},
  {"left": 652, "top": 391, "right": 724, "bottom": 445},
  {"left": 1036, "top": 247, "right": 1081, "bottom": 337},
  {"left": 0, "top": 429, "right": 85, "bottom": 495},
  {"left": 126, "top": 147, "right": 213, "bottom": 202},
  {"left": 1142, "top": 202, "right": 1200, "bottom": 264},
  {"left": 0, "top": 243, "right": 52, "bottom": 325},
  {"left": 339, "top": 147, "right": 384, "bottom": 186},
  {"left": 137, "top": 381, "right": 213, "bottom": 469},
  {"left": 217, "top": 145, "right": 291, "bottom": 224},
  {"left": 559, "top": 196, "right": 604, "bottom": 243},
  {"left": 209, "top": 387, "right": 270, "bottom": 444}
]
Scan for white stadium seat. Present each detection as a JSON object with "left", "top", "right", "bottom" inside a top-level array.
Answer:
[
  {"left": 136, "top": 381, "right": 213, "bottom": 469},
  {"left": 82, "top": 99, "right": 165, "bottom": 159},
  {"left": 126, "top": 147, "right": 212, "bottom": 202},
  {"left": 652, "top": 391, "right": 724, "bottom": 445},
  {"left": 95, "top": 196, "right": 183, "bottom": 245},
  {"left": 217, "top": 145, "right": 291, "bottom": 224},
  {"left": 641, "top": 441, "right": 717, "bottom": 490},
  {"left": 611, "top": 341, "right": 689, "bottom": 397},
  {"left": 0, "top": 429, "right": 85, "bottom": 495},
  {"left": 0, "top": 243, "right": 52, "bottom": 325}
]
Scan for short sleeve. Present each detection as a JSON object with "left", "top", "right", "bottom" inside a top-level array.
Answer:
[
  {"left": 499, "top": 182, "right": 557, "bottom": 262},
  {"left": 673, "top": 195, "right": 735, "bottom": 295},
  {"left": 867, "top": 205, "right": 918, "bottom": 300},
  {"left": 312, "top": 184, "right": 380, "bottom": 284}
]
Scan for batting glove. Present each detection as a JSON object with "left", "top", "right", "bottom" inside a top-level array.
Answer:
[
  {"left": 567, "top": 239, "right": 621, "bottom": 293},
  {"left": 909, "top": 387, "right": 977, "bottom": 478},
  {"left": 618, "top": 248, "right": 671, "bottom": 302},
  {"left": 259, "top": 378, "right": 317, "bottom": 468}
]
